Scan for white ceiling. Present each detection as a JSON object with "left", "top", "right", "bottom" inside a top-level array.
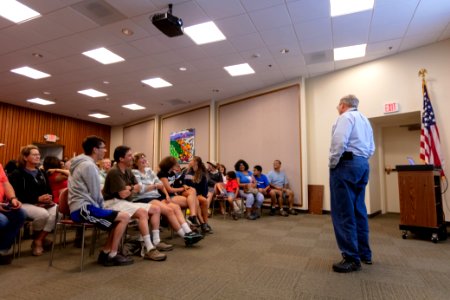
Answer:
[{"left": 0, "top": 0, "right": 449, "bottom": 126}]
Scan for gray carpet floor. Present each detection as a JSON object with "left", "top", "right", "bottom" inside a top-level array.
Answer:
[{"left": 1, "top": 213, "right": 450, "bottom": 300}]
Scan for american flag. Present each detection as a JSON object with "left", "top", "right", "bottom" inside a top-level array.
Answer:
[{"left": 420, "top": 82, "right": 445, "bottom": 177}]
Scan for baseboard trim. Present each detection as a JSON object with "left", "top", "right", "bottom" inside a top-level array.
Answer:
[{"left": 321, "top": 209, "right": 381, "bottom": 218}]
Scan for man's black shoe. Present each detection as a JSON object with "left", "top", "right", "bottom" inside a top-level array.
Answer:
[
  {"left": 103, "top": 254, "right": 134, "bottom": 267},
  {"left": 361, "top": 259, "right": 372, "bottom": 265},
  {"left": 332, "top": 258, "right": 361, "bottom": 273},
  {"left": 269, "top": 208, "right": 276, "bottom": 216},
  {"left": 200, "top": 223, "right": 210, "bottom": 234}
]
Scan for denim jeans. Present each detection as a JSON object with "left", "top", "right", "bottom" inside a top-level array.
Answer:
[
  {"left": 0, "top": 208, "right": 27, "bottom": 251},
  {"left": 330, "top": 156, "right": 372, "bottom": 261}
]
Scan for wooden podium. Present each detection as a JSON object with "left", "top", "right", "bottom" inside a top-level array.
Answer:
[{"left": 396, "top": 165, "right": 447, "bottom": 242}]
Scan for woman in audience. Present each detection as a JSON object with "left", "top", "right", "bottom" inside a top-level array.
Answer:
[
  {"left": 131, "top": 153, "right": 202, "bottom": 245},
  {"left": 43, "top": 156, "right": 69, "bottom": 204},
  {"left": 157, "top": 156, "right": 201, "bottom": 228},
  {"left": 9, "top": 145, "right": 58, "bottom": 256},
  {"left": 234, "top": 159, "right": 264, "bottom": 220},
  {"left": 98, "top": 158, "right": 112, "bottom": 188},
  {"left": 0, "top": 164, "right": 26, "bottom": 265},
  {"left": 205, "top": 161, "right": 222, "bottom": 215},
  {"left": 184, "top": 156, "right": 213, "bottom": 234}
]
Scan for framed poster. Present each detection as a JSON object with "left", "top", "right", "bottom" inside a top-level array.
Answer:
[{"left": 170, "top": 128, "right": 195, "bottom": 163}]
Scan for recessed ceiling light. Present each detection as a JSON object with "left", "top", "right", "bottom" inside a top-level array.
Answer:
[
  {"left": 184, "top": 21, "right": 226, "bottom": 45},
  {"left": 179, "top": 67, "right": 187, "bottom": 71},
  {"left": 78, "top": 89, "right": 107, "bottom": 98},
  {"left": 280, "top": 49, "right": 289, "bottom": 54},
  {"left": 27, "top": 97, "right": 55, "bottom": 105},
  {"left": 32, "top": 52, "right": 43, "bottom": 58},
  {"left": 141, "top": 77, "right": 173, "bottom": 88},
  {"left": 224, "top": 63, "right": 255, "bottom": 77},
  {"left": 103, "top": 81, "right": 110, "bottom": 84},
  {"left": 333, "top": 44, "right": 367, "bottom": 61},
  {"left": 121, "top": 28, "right": 134, "bottom": 36},
  {"left": 82, "top": 47, "right": 125, "bottom": 65},
  {"left": 10, "top": 66, "right": 50, "bottom": 79},
  {"left": 122, "top": 104, "right": 146, "bottom": 110},
  {"left": 0, "top": 0, "right": 41, "bottom": 23},
  {"left": 89, "top": 113, "right": 110, "bottom": 119},
  {"left": 43, "top": 91, "right": 51, "bottom": 95},
  {"left": 330, "top": 0, "right": 374, "bottom": 17}
]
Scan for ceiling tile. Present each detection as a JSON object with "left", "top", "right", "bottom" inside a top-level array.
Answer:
[
  {"left": 229, "top": 32, "right": 265, "bottom": 51},
  {"left": 215, "top": 14, "right": 257, "bottom": 38},
  {"left": 240, "top": 0, "right": 285, "bottom": 12},
  {"left": 287, "top": 0, "right": 330, "bottom": 23},
  {"left": 248, "top": 4, "right": 292, "bottom": 31},
  {"left": 196, "top": 0, "right": 245, "bottom": 20},
  {"left": 260, "top": 25, "right": 297, "bottom": 46}
]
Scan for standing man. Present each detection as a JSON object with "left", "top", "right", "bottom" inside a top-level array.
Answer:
[
  {"left": 267, "top": 160, "right": 297, "bottom": 216},
  {"left": 69, "top": 136, "right": 133, "bottom": 266},
  {"left": 329, "top": 94, "right": 375, "bottom": 273}
]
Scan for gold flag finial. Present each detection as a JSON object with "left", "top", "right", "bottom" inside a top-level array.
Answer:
[{"left": 418, "top": 68, "right": 427, "bottom": 81}]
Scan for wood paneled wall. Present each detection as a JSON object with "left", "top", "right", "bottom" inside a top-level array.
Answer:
[{"left": 0, "top": 102, "right": 110, "bottom": 165}]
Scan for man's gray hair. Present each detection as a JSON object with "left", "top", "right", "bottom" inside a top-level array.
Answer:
[{"left": 340, "top": 94, "right": 359, "bottom": 108}]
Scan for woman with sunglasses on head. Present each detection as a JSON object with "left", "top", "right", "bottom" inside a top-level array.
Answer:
[{"left": 9, "top": 145, "right": 58, "bottom": 256}]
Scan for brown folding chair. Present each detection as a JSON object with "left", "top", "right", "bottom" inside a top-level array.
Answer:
[{"left": 48, "top": 188, "right": 97, "bottom": 272}]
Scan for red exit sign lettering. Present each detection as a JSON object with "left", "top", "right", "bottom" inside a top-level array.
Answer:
[{"left": 384, "top": 102, "right": 399, "bottom": 114}]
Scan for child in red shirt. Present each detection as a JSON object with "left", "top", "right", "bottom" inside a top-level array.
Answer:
[{"left": 217, "top": 171, "right": 241, "bottom": 219}]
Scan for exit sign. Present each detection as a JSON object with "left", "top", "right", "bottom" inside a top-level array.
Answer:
[{"left": 384, "top": 102, "right": 399, "bottom": 114}]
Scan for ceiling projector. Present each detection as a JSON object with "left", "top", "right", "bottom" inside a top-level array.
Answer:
[{"left": 151, "top": 4, "right": 183, "bottom": 37}]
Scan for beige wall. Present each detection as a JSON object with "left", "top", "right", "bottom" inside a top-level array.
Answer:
[
  {"left": 160, "top": 106, "right": 210, "bottom": 164},
  {"left": 218, "top": 85, "right": 303, "bottom": 205},
  {"left": 305, "top": 39, "right": 450, "bottom": 220},
  {"left": 123, "top": 119, "right": 155, "bottom": 169}
]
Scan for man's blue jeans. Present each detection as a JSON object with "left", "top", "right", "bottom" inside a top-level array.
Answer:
[
  {"left": 330, "top": 156, "right": 372, "bottom": 261},
  {"left": 0, "top": 208, "right": 26, "bottom": 251}
]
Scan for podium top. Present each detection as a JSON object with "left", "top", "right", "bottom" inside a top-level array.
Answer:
[{"left": 396, "top": 165, "right": 435, "bottom": 171}]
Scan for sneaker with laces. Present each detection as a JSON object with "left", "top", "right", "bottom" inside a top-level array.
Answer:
[
  {"left": 184, "top": 231, "right": 203, "bottom": 246},
  {"left": 201, "top": 223, "right": 210, "bottom": 234},
  {"left": 289, "top": 208, "right": 298, "bottom": 215},
  {"left": 279, "top": 209, "right": 289, "bottom": 217},
  {"left": 187, "top": 216, "right": 200, "bottom": 227},
  {"left": 144, "top": 248, "right": 167, "bottom": 261},
  {"left": 246, "top": 214, "right": 257, "bottom": 220},
  {"left": 332, "top": 258, "right": 361, "bottom": 273},
  {"left": 156, "top": 242, "right": 174, "bottom": 251},
  {"left": 103, "top": 254, "right": 134, "bottom": 267}
]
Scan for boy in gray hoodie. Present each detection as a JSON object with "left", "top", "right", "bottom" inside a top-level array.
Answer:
[{"left": 68, "top": 135, "right": 133, "bottom": 267}]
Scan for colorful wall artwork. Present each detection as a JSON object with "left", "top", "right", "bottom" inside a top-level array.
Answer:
[{"left": 170, "top": 128, "right": 195, "bottom": 163}]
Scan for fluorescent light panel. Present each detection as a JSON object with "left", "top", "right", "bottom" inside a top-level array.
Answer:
[
  {"left": 184, "top": 21, "right": 226, "bottom": 45},
  {"left": 27, "top": 98, "right": 55, "bottom": 105},
  {"left": 141, "top": 78, "right": 172, "bottom": 88},
  {"left": 82, "top": 47, "right": 125, "bottom": 64},
  {"left": 78, "top": 89, "right": 107, "bottom": 98},
  {"left": 10, "top": 66, "right": 50, "bottom": 79},
  {"left": 0, "top": 0, "right": 41, "bottom": 23},
  {"left": 123, "top": 104, "right": 145, "bottom": 110},
  {"left": 333, "top": 44, "right": 366, "bottom": 61},
  {"left": 89, "top": 113, "right": 110, "bottom": 119},
  {"left": 330, "top": 0, "right": 374, "bottom": 17},
  {"left": 224, "top": 63, "right": 255, "bottom": 77}
]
